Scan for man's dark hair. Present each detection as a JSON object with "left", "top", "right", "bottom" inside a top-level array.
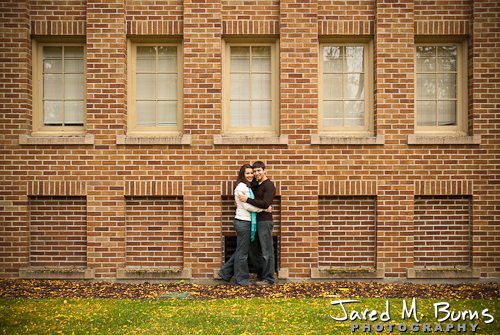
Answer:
[{"left": 252, "top": 161, "right": 266, "bottom": 170}]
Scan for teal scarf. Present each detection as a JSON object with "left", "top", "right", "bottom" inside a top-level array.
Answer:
[{"left": 249, "top": 187, "right": 257, "bottom": 242}]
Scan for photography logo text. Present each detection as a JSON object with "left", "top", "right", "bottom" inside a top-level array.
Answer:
[{"left": 330, "top": 299, "right": 494, "bottom": 333}]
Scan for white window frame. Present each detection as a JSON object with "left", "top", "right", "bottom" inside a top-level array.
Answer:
[
  {"left": 414, "top": 37, "right": 468, "bottom": 137},
  {"left": 319, "top": 37, "right": 374, "bottom": 137},
  {"left": 222, "top": 37, "right": 279, "bottom": 137},
  {"left": 32, "top": 37, "right": 87, "bottom": 137},
  {"left": 127, "top": 37, "right": 183, "bottom": 137}
]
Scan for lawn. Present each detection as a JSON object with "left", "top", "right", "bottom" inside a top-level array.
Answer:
[{"left": 1, "top": 297, "right": 499, "bottom": 334}]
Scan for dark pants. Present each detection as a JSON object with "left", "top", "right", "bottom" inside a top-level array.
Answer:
[
  {"left": 218, "top": 218, "right": 252, "bottom": 286},
  {"left": 249, "top": 220, "right": 275, "bottom": 284}
]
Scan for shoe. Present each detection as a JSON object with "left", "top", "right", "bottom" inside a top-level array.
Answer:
[
  {"left": 217, "top": 271, "right": 231, "bottom": 282},
  {"left": 255, "top": 280, "right": 270, "bottom": 286}
]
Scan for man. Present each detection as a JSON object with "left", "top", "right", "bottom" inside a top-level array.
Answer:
[{"left": 239, "top": 161, "right": 276, "bottom": 286}]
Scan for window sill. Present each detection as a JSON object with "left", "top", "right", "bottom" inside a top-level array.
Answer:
[
  {"left": 407, "top": 268, "right": 480, "bottom": 279},
  {"left": 116, "top": 268, "right": 191, "bottom": 280},
  {"left": 116, "top": 134, "right": 191, "bottom": 145},
  {"left": 407, "top": 134, "right": 481, "bottom": 145},
  {"left": 19, "top": 267, "right": 94, "bottom": 280},
  {"left": 311, "top": 134, "right": 384, "bottom": 145},
  {"left": 19, "top": 134, "right": 94, "bottom": 145},
  {"left": 311, "top": 268, "right": 384, "bottom": 279},
  {"left": 214, "top": 134, "right": 288, "bottom": 145}
]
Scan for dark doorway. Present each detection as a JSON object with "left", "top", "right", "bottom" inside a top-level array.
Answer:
[{"left": 223, "top": 235, "right": 279, "bottom": 274}]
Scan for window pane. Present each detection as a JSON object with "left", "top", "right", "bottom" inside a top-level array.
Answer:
[
  {"left": 40, "top": 45, "right": 86, "bottom": 129},
  {"left": 438, "top": 46, "right": 457, "bottom": 72},
  {"left": 158, "top": 46, "right": 177, "bottom": 72},
  {"left": 345, "top": 74, "right": 364, "bottom": 100},
  {"left": 43, "top": 101, "right": 63, "bottom": 125},
  {"left": 230, "top": 73, "right": 250, "bottom": 100},
  {"left": 251, "top": 101, "right": 272, "bottom": 126},
  {"left": 230, "top": 47, "right": 250, "bottom": 72},
  {"left": 323, "top": 74, "right": 342, "bottom": 100},
  {"left": 64, "top": 101, "right": 85, "bottom": 125},
  {"left": 44, "top": 74, "right": 63, "bottom": 99},
  {"left": 323, "top": 101, "right": 343, "bottom": 127},
  {"left": 136, "top": 73, "right": 156, "bottom": 99},
  {"left": 251, "top": 46, "right": 271, "bottom": 72},
  {"left": 65, "top": 46, "right": 83, "bottom": 58},
  {"left": 158, "top": 101, "right": 177, "bottom": 126},
  {"left": 345, "top": 46, "right": 364, "bottom": 73},
  {"left": 137, "top": 46, "right": 156, "bottom": 72},
  {"left": 416, "top": 46, "right": 436, "bottom": 72},
  {"left": 158, "top": 74, "right": 177, "bottom": 100},
  {"left": 43, "top": 47, "right": 62, "bottom": 73},
  {"left": 323, "top": 46, "right": 342, "bottom": 72},
  {"left": 344, "top": 101, "right": 364, "bottom": 126},
  {"left": 64, "top": 58, "right": 84, "bottom": 73},
  {"left": 65, "top": 74, "right": 84, "bottom": 99},
  {"left": 417, "top": 100, "right": 436, "bottom": 126},
  {"left": 136, "top": 101, "right": 156, "bottom": 126},
  {"left": 64, "top": 47, "right": 84, "bottom": 72},
  {"left": 417, "top": 74, "right": 436, "bottom": 99},
  {"left": 438, "top": 101, "right": 457, "bottom": 126},
  {"left": 230, "top": 101, "right": 250, "bottom": 126},
  {"left": 251, "top": 73, "right": 271, "bottom": 99},
  {"left": 437, "top": 74, "right": 456, "bottom": 99}
]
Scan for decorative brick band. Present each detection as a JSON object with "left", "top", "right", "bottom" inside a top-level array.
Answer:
[
  {"left": 318, "top": 180, "right": 377, "bottom": 196},
  {"left": 124, "top": 181, "right": 183, "bottom": 196},
  {"left": 31, "top": 20, "right": 86, "bottom": 35},
  {"left": 414, "top": 180, "right": 474, "bottom": 196},
  {"left": 27, "top": 181, "right": 86, "bottom": 196},
  {"left": 415, "top": 20, "right": 470, "bottom": 35},
  {"left": 318, "top": 20, "right": 374, "bottom": 35},
  {"left": 222, "top": 20, "right": 280, "bottom": 35},
  {"left": 220, "top": 180, "right": 281, "bottom": 196},
  {"left": 127, "top": 20, "right": 183, "bottom": 35}
]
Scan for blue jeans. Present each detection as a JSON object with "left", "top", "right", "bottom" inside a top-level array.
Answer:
[
  {"left": 249, "top": 220, "right": 275, "bottom": 284},
  {"left": 218, "top": 218, "right": 252, "bottom": 286}
]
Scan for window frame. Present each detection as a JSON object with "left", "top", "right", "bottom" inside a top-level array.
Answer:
[
  {"left": 32, "top": 37, "right": 87, "bottom": 137},
  {"left": 222, "top": 37, "right": 280, "bottom": 137},
  {"left": 318, "top": 37, "right": 374, "bottom": 137},
  {"left": 414, "top": 36, "right": 468, "bottom": 137},
  {"left": 127, "top": 37, "right": 184, "bottom": 137}
]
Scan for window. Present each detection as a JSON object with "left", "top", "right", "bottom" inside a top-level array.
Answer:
[
  {"left": 223, "top": 38, "right": 279, "bottom": 137},
  {"left": 32, "top": 38, "right": 86, "bottom": 136},
  {"left": 128, "top": 39, "right": 183, "bottom": 136},
  {"left": 415, "top": 38, "right": 468, "bottom": 136},
  {"left": 319, "top": 38, "right": 373, "bottom": 136}
]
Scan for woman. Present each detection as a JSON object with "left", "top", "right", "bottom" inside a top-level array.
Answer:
[{"left": 217, "top": 164, "right": 271, "bottom": 286}]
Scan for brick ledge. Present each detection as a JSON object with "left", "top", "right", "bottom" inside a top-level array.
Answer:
[
  {"left": 19, "top": 268, "right": 94, "bottom": 280},
  {"left": 311, "top": 134, "right": 384, "bottom": 145},
  {"left": 213, "top": 134, "right": 288, "bottom": 145},
  {"left": 311, "top": 268, "right": 384, "bottom": 279},
  {"left": 19, "top": 134, "right": 94, "bottom": 145},
  {"left": 116, "top": 134, "right": 191, "bottom": 145},
  {"left": 407, "top": 134, "right": 481, "bottom": 145},
  {"left": 407, "top": 268, "right": 480, "bottom": 279},
  {"left": 117, "top": 268, "right": 191, "bottom": 280}
]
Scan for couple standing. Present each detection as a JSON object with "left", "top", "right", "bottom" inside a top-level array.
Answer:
[{"left": 218, "top": 161, "right": 276, "bottom": 286}]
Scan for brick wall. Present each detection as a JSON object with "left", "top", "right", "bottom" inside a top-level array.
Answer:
[
  {"left": 125, "top": 196, "right": 183, "bottom": 268},
  {"left": 318, "top": 196, "right": 376, "bottom": 269},
  {"left": 29, "top": 196, "right": 87, "bottom": 268},
  {"left": 0, "top": 0, "right": 499, "bottom": 281},
  {"left": 414, "top": 195, "right": 470, "bottom": 268}
]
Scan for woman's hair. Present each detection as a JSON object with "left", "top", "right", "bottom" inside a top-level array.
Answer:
[{"left": 235, "top": 164, "right": 253, "bottom": 187}]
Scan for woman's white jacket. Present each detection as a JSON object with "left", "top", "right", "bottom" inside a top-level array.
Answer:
[{"left": 234, "top": 182, "right": 265, "bottom": 221}]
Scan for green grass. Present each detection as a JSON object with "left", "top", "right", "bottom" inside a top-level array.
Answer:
[{"left": 1, "top": 298, "right": 499, "bottom": 334}]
